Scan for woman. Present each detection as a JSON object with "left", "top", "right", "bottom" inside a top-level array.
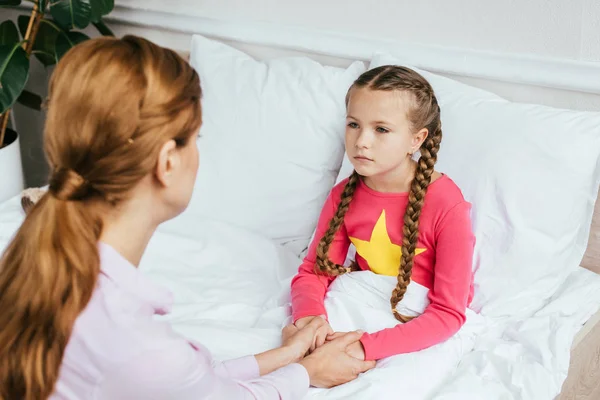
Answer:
[{"left": 0, "top": 35, "right": 374, "bottom": 400}]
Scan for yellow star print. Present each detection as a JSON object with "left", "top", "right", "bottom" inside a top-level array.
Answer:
[{"left": 350, "top": 210, "right": 426, "bottom": 276}]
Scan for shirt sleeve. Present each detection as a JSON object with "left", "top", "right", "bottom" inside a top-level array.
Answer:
[
  {"left": 96, "top": 340, "right": 310, "bottom": 400},
  {"left": 359, "top": 201, "right": 475, "bottom": 361},
  {"left": 214, "top": 355, "right": 260, "bottom": 381},
  {"left": 290, "top": 186, "right": 351, "bottom": 322}
]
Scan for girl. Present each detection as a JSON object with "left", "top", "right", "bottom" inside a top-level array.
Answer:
[
  {"left": 0, "top": 36, "right": 374, "bottom": 400},
  {"left": 291, "top": 66, "right": 475, "bottom": 361}
]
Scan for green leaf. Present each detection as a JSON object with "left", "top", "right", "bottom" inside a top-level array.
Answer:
[
  {"left": 18, "top": 16, "right": 61, "bottom": 66},
  {"left": 88, "top": 0, "right": 113, "bottom": 23},
  {"left": 55, "top": 31, "right": 89, "bottom": 61},
  {"left": 92, "top": 19, "right": 113, "bottom": 36},
  {"left": 49, "top": 0, "right": 91, "bottom": 30},
  {"left": 0, "top": 0, "right": 21, "bottom": 6},
  {"left": 17, "top": 88, "right": 42, "bottom": 110},
  {"left": 0, "top": 43, "right": 29, "bottom": 113},
  {"left": 32, "top": 49, "right": 56, "bottom": 64},
  {"left": 17, "top": 14, "right": 28, "bottom": 38},
  {"left": 0, "top": 21, "right": 19, "bottom": 46}
]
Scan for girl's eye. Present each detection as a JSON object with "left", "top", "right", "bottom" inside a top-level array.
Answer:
[
  {"left": 376, "top": 126, "right": 390, "bottom": 134},
  {"left": 347, "top": 122, "right": 359, "bottom": 129}
]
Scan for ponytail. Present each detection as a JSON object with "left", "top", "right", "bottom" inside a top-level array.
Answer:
[{"left": 0, "top": 186, "right": 101, "bottom": 399}]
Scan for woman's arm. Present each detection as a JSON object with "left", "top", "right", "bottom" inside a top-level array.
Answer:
[
  {"left": 98, "top": 339, "right": 310, "bottom": 400},
  {"left": 254, "top": 319, "right": 326, "bottom": 376},
  {"left": 97, "top": 320, "right": 375, "bottom": 399},
  {"left": 213, "top": 342, "right": 309, "bottom": 381}
]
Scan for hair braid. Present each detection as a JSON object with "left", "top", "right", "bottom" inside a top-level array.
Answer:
[
  {"left": 391, "top": 105, "right": 442, "bottom": 323},
  {"left": 315, "top": 171, "right": 360, "bottom": 276}
]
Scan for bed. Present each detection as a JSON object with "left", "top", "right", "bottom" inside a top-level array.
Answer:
[
  {"left": 3, "top": 3, "right": 600, "bottom": 399},
  {"left": 0, "top": 190, "right": 598, "bottom": 400}
]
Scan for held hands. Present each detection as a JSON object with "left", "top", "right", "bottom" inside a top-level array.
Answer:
[
  {"left": 281, "top": 317, "right": 327, "bottom": 362},
  {"left": 293, "top": 316, "right": 366, "bottom": 361},
  {"left": 298, "top": 331, "right": 374, "bottom": 388},
  {"left": 326, "top": 331, "right": 366, "bottom": 360},
  {"left": 281, "top": 316, "right": 374, "bottom": 388},
  {"left": 293, "top": 315, "right": 333, "bottom": 353}
]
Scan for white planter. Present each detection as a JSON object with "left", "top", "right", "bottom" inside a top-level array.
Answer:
[{"left": 0, "top": 128, "right": 25, "bottom": 204}]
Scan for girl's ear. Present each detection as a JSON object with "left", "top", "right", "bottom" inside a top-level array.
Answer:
[{"left": 411, "top": 128, "right": 429, "bottom": 151}]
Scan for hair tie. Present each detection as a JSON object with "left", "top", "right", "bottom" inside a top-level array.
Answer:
[{"left": 49, "top": 167, "right": 91, "bottom": 201}]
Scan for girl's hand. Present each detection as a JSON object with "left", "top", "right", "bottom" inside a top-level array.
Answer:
[
  {"left": 294, "top": 315, "right": 325, "bottom": 329},
  {"left": 281, "top": 318, "right": 326, "bottom": 363},
  {"left": 295, "top": 315, "right": 333, "bottom": 353}
]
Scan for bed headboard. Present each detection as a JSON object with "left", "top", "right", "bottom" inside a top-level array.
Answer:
[{"left": 105, "top": 3, "right": 600, "bottom": 274}]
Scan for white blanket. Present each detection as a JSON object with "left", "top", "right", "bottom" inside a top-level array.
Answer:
[{"left": 1, "top": 196, "right": 600, "bottom": 400}]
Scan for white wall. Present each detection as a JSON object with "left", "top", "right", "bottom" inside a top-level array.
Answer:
[
  {"left": 7, "top": 1, "right": 600, "bottom": 186},
  {"left": 111, "top": 0, "right": 600, "bottom": 112},
  {"left": 118, "top": 0, "right": 600, "bottom": 62}
]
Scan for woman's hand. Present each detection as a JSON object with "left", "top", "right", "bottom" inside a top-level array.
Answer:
[
  {"left": 344, "top": 341, "right": 366, "bottom": 361},
  {"left": 294, "top": 315, "right": 333, "bottom": 353},
  {"left": 326, "top": 332, "right": 366, "bottom": 360},
  {"left": 299, "top": 331, "right": 376, "bottom": 388}
]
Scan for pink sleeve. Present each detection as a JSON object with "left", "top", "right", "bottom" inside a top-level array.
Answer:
[
  {"left": 97, "top": 340, "right": 309, "bottom": 400},
  {"left": 291, "top": 188, "right": 351, "bottom": 322},
  {"left": 360, "top": 202, "right": 475, "bottom": 361},
  {"left": 215, "top": 355, "right": 260, "bottom": 380}
]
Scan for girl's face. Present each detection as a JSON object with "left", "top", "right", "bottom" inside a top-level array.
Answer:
[{"left": 345, "top": 87, "right": 427, "bottom": 187}]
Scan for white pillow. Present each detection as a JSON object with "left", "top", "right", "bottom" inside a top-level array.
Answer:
[
  {"left": 179, "top": 35, "right": 365, "bottom": 250},
  {"left": 334, "top": 53, "right": 600, "bottom": 319}
]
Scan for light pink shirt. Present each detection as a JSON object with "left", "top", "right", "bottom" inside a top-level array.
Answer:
[{"left": 50, "top": 243, "right": 309, "bottom": 400}]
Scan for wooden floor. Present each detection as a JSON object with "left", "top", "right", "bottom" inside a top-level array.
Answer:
[{"left": 556, "top": 310, "right": 600, "bottom": 399}]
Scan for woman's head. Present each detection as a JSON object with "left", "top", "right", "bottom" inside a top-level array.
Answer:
[
  {"left": 46, "top": 34, "right": 202, "bottom": 218},
  {"left": 315, "top": 65, "right": 442, "bottom": 322},
  {"left": 0, "top": 35, "right": 201, "bottom": 400}
]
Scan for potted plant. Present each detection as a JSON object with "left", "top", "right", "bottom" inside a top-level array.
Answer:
[{"left": 0, "top": 0, "right": 115, "bottom": 203}]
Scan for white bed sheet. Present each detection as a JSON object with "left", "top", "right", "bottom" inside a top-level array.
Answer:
[{"left": 1, "top": 194, "right": 599, "bottom": 400}]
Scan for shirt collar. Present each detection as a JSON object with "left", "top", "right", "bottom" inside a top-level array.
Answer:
[{"left": 99, "top": 242, "right": 173, "bottom": 315}]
